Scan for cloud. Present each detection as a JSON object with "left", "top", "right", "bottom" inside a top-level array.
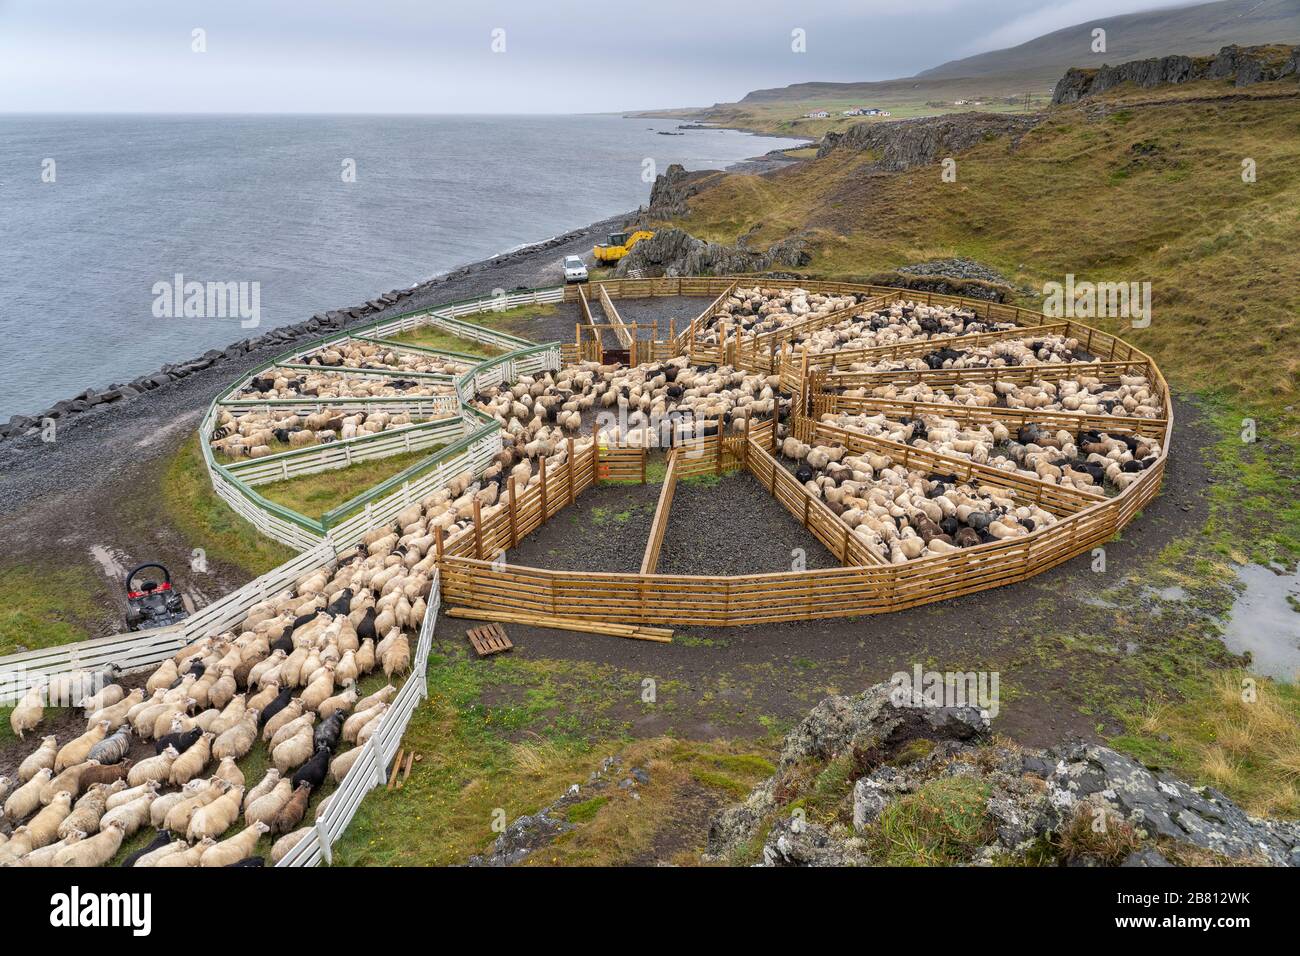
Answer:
[{"left": 0, "top": 0, "right": 1184, "bottom": 113}]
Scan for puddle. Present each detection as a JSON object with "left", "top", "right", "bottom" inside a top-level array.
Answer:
[
  {"left": 88, "top": 544, "right": 130, "bottom": 580},
  {"left": 1222, "top": 564, "right": 1300, "bottom": 682}
]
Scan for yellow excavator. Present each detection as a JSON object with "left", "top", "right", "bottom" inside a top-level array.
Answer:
[{"left": 593, "top": 229, "right": 654, "bottom": 264}]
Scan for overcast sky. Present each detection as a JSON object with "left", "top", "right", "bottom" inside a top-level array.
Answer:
[{"left": 0, "top": 0, "right": 1199, "bottom": 113}]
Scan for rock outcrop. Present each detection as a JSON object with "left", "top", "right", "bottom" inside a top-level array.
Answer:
[
  {"left": 614, "top": 227, "right": 810, "bottom": 279},
  {"left": 816, "top": 113, "right": 1041, "bottom": 169},
  {"left": 1052, "top": 44, "right": 1300, "bottom": 104},
  {"left": 641, "top": 163, "right": 714, "bottom": 221},
  {"left": 707, "top": 680, "right": 1300, "bottom": 867}
]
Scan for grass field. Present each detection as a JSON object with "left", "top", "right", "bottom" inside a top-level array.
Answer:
[
  {"left": 162, "top": 435, "right": 298, "bottom": 576},
  {"left": 256, "top": 446, "right": 441, "bottom": 521}
]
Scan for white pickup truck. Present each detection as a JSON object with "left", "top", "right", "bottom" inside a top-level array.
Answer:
[{"left": 562, "top": 255, "right": 588, "bottom": 283}]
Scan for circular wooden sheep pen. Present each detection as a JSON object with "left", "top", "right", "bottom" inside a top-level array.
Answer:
[{"left": 201, "top": 276, "right": 1172, "bottom": 629}]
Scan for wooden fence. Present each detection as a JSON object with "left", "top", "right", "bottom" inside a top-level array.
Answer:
[{"left": 640, "top": 449, "right": 680, "bottom": 574}]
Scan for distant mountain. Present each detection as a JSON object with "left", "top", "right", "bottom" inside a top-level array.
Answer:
[
  {"left": 734, "top": 0, "right": 1300, "bottom": 104},
  {"left": 918, "top": 0, "right": 1300, "bottom": 80}
]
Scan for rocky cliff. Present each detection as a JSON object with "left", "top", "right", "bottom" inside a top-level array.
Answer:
[
  {"left": 707, "top": 680, "right": 1300, "bottom": 867},
  {"left": 1052, "top": 43, "right": 1300, "bottom": 103},
  {"left": 816, "top": 113, "right": 1041, "bottom": 169},
  {"left": 614, "top": 226, "right": 810, "bottom": 278}
]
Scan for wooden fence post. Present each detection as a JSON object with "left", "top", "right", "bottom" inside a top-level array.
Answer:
[
  {"left": 472, "top": 498, "right": 483, "bottom": 560},
  {"left": 507, "top": 476, "right": 518, "bottom": 549},
  {"left": 715, "top": 418, "right": 723, "bottom": 476},
  {"left": 566, "top": 438, "right": 576, "bottom": 504},
  {"left": 539, "top": 455, "right": 548, "bottom": 519},
  {"left": 434, "top": 525, "right": 444, "bottom": 563}
]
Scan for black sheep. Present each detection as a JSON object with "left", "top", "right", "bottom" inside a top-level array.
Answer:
[
  {"left": 313, "top": 711, "right": 346, "bottom": 753},
  {"left": 794, "top": 463, "right": 814, "bottom": 484},
  {"left": 291, "top": 746, "right": 331, "bottom": 792},
  {"left": 258, "top": 687, "right": 294, "bottom": 729},
  {"left": 120, "top": 830, "right": 174, "bottom": 867},
  {"left": 291, "top": 610, "right": 320, "bottom": 633},
  {"left": 356, "top": 607, "right": 377, "bottom": 643},
  {"left": 155, "top": 726, "right": 202, "bottom": 756},
  {"left": 326, "top": 588, "right": 353, "bottom": 618},
  {"left": 269, "top": 631, "right": 294, "bottom": 656},
  {"left": 227, "top": 857, "right": 265, "bottom": 867}
]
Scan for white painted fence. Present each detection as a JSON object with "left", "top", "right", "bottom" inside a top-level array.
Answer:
[
  {"left": 275, "top": 569, "right": 439, "bottom": 867},
  {"left": 225, "top": 416, "right": 467, "bottom": 487}
]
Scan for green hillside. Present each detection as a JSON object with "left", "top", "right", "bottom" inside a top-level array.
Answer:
[{"left": 656, "top": 79, "right": 1300, "bottom": 434}]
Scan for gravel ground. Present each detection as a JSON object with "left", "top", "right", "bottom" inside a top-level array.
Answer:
[
  {"left": 608, "top": 296, "right": 715, "bottom": 339},
  {"left": 506, "top": 484, "right": 661, "bottom": 574},
  {"left": 657, "top": 471, "right": 838, "bottom": 576}
]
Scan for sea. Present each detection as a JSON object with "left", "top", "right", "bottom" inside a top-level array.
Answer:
[{"left": 0, "top": 114, "right": 804, "bottom": 420}]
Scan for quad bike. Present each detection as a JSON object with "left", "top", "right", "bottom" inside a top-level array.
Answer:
[{"left": 125, "top": 563, "right": 192, "bottom": 631}]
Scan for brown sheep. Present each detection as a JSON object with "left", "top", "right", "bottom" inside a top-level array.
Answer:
[
  {"left": 270, "top": 781, "right": 312, "bottom": 835},
  {"left": 78, "top": 761, "right": 132, "bottom": 790}
]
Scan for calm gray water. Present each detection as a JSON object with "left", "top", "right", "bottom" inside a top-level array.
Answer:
[{"left": 0, "top": 114, "right": 803, "bottom": 420}]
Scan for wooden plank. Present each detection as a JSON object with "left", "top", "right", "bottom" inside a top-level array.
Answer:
[{"left": 449, "top": 607, "right": 673, "bottom": 643}]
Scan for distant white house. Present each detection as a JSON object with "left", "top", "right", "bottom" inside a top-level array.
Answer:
[
  {"left": 841, "top": 107, "right": 891, "bottom": 117},
  {"left": 804, "top": 110, "right": 830, "bottom": 119}
]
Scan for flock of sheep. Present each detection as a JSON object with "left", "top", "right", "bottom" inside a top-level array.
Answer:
[
  {"left": 299, "top": 340, "right": 471, "bottom": 377},
  {"left": 821, "top": 411, "right": 1162, "bottom": 495},
  {"left": 1, "top": 541, "right": 423, "bottom": 867},
  {"left": 473, "top": 358, "right": 781, "bottom": 453},
  {"left": 239, "top": 369, "right": 453, "bottom": 402},
  {"left": 699, "top": 287, "right": 868, "bottom": 344},
  {"left": 210, "top": 406, "right": 424, "bottom": 460},
  {"left": 778, "top": 435, "right": 1060, "bottom": 562}
]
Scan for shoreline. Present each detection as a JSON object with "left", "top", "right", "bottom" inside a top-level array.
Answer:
[{"left": 0, "top": 138, "right": 798, "bottom": 449}]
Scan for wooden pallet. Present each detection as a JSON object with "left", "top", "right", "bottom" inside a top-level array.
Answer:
[{"left": 467, "top": 622, "right": 513, "bottom": 657}]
